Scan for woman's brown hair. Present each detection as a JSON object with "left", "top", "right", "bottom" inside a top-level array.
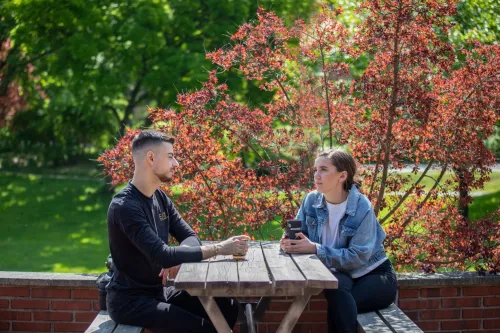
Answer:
[{"left": 317, "top": 149, "right": 361, "bottom": 190}]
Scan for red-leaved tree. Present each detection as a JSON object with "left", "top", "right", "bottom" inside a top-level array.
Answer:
[
  {"left": 0, "top": 38, "right": 25, "bottom": 127},
  {"left": 100, "top": 2, "right": 500, "bottom": 272}
]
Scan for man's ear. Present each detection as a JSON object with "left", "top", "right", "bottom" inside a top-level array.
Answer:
[{"left": 146, "top": 151, "right": 155, "bottom": 165}]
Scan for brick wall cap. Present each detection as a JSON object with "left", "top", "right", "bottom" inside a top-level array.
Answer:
[
  {"left": 1, "top": 271, "right": 499, "bottom": 288},
  {"left": 0, "top": 271, "right": 98, "bottom": 287},
  {"left": 397, "top": 272, "right": 500, "bottom": 287}
]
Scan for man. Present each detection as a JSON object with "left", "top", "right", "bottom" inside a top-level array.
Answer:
[{"left": 106, "top": 130, "right": 249, "bottom": 333}]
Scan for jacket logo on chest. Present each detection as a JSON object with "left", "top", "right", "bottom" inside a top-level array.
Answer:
[{"left": 159, "top": 212, "right": 167, "bottom": 221}]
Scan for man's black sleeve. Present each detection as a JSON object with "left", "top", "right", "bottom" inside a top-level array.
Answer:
[
  {"left": 164, "top": 195, "right": 202, "bottom": 246},
  {"left": 112, "top": 203, "right": 202, "bottom": 268}
]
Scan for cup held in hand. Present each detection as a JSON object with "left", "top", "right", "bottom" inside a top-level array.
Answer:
[
  {"left": 232, "top": 239, "right": 249, "bottom": 260},
  {"left": 285, "top": 219, "right": 302, "bottom": 240}
]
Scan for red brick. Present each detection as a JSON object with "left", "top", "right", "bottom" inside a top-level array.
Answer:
[
  {"left": 420, "top": 309, "right": 460, "bottom": 320},
  {"left": 399, "top": 289, "right": 419, "bottom": 298},
  {"left": 268, "top": 301, "right": 291, "bottom": 311},
  {"left": 31, "top": 288, "right": 71, "bottom": 299},
  {"left": 0, "top": 300, "right": 8, "bottom": 309},
  {"left": 307, "top": 323, "right": 328, "bottom": 333},
  {"left": 54, "top": 323, "right": 89, "bottom": 332},
  {"left": 0, "top": 287, "right": 29, "bottom": 297},
  {"left": 421, "top": 287, "right": 459, "bottom": 297},
  {"left": 484, "top": 319, "right": 500, "bottom": 329},
  {"left": 34, "top": 311, "right": 73, "bottom": 321},
  {"left": 310, "top": 292, "right": 325, "bottom": 299},
  {"left": 309, "top": 300, "right": 328, "bottom": 311},
  {"left": 0, "top": 310, "right": 31, "bottom": 321},
  {"left": 12, "top": 322, "right": 51, "bottom": 332},
  {"left": 260, "top": 323, "right": 271, "bottom": 333},
  {"left": 463, "top": 308, "right": 500, "bottom": 318},
  {"left": 463, "top": 286, "right": 500, "bottom": 296},
  {"left": 0, "top": 322, "right": 9, "bottom": 331},
  {"left": 298, "top": 311, "right": 326, "bottom": 322},
  {"left": 485, "top": 297, "right": 500, "bottom": 307},
  {"left": 291, "top": 323, "right": 310, "bottom": 333},
  {"left": 11, "top": 299, "right": 49, "bottom": 309},
  {"left": 441, "top": 319, "right": 481, "bottom": 330},
  {"left": 51, "top": 300, "right": 92, "bottom": 311},
  {"left": 93, "top": 301, "right": 101, "bottom": 311},
  {"left": 72, "top": 289, "right": 99, "bottom": 299},
  {"left": 399, "top": 299, "right": 440, "bottom": 310},
  {"left": 416, "top": 321, "right": 439, "bottom": 331},
  {"left": 404, "top": 311, "right": 418, "bottom": 320},
  {"left": 263, "top": 312, "right": 286, "bottom": 323},
  {"left": 468, "top": 331, "right": 500, "bottom": 333},
  {"left": 75, "top": 311, "right": 98, "bottom": 322},
  {"left": 441, "top": 297, "right": 481, "bottom": 308}
]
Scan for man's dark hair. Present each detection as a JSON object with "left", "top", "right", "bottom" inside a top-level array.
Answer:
[{"left": 132, "top": 130, "right": 175, "bottom": 154}]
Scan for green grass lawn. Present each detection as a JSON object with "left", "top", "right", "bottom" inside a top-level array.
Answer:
[
  {"left": 0, "top": 172, "right": 112, "bottom": 273},
  {"left": 0, "top": 168, "right": 498, "bottom": 273}
]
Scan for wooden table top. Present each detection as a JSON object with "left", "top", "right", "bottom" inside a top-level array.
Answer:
[{"left": 174, "top": 241, "right": 338, "bottom": 297}]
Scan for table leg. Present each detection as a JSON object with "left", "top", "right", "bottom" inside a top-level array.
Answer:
[
  {"left": 276, "top": 293, "right": 312, "bottom": 333},
  {"left": 198, "top": 296, "right": 232, "bottom": 333}
]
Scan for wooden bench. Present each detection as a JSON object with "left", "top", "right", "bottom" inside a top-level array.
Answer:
[
  {"left": 357, "top": 303, "right": 422, "bottom": 333},
  {"left": 85, "top": 311, "right": 144, "bottom": 333}
]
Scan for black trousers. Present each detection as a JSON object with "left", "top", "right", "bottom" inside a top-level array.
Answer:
[
  {"left": 107, "top": 287, "right": 239, "bottom": 333},
  {"left": 323, "top": 259, "right": 398, "bottom": 333}
]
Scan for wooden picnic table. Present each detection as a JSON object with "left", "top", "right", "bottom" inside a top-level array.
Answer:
[{"left": 174, "top": 241, "right": 338, "bottom": 333}]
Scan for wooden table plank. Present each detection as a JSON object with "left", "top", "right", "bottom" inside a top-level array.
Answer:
[
  {"left": 291, "top": 253, "right": 338, "bottom": 289},
  {"left": 261, "top": 242, "right": 306, "bottom": 289},
  {"left": 174, "top": 259, "right": 210, "bottom": 290},
  {"left": 205, "top": 254, "right": 238, "bottom": 295},
  {"left": 237, "top": 242, "right": 272, "bottom": 293}
]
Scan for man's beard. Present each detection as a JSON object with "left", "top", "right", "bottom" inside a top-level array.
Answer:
[{"left": 155, "top": 171, "right": 172, "bottom": 183}]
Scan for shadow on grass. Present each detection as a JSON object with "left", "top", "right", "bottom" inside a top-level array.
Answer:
[
  {"left": 469, "top": 190, "right": 500, "bottom": 221},
  {"left": 0, "top": 173, "right": 112, "bottom": 273}
]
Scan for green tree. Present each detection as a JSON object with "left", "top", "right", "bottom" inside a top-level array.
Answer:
[{"left": 2, "top": 0, "right": 316, "bottom": 164}]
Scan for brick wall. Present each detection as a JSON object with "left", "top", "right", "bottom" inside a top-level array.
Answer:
[
  {"left": 1, "top": 271, "right": 499, "bottom": 333},
  {"left": 0, "top": 272, "right": 99, "bottom": 333},
  {"left": 398, "top": 285, "right": 500, "bottom": 332}
]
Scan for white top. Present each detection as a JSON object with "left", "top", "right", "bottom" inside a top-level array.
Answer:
[{"left": 322, "top": 199, "right": 348, "bottom": 256}]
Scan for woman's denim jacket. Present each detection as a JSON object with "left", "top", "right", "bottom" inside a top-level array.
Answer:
[{"left": 296, "top": 185, "right": 387, "bottom": 278}]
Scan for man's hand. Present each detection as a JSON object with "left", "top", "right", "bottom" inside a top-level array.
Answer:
[
  {"left": 281, "top": 233, "right": 317, "bottom": 254},
  {"left": 217, "top": 235, "right": 251, "bottom": 256},
  {"left": 159, "top": 265, "right": 181, "bottom": 285}
]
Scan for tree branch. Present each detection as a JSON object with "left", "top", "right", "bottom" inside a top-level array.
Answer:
[
  {"left": 374, "top": 1, "right": 403, "bottom": 215},
  {"left": 320, "top": 46, "right": 333, "bottom": 149},
  {"left": 380, "top": 160, "right": 435, "bottom": 224},
  {"left": 401, "top": 162, "right": 448, "bottom": 229}
]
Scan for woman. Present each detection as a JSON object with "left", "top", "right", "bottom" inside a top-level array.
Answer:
[{"left": 280, "top": 149, "right": 397, "bottom": 333}]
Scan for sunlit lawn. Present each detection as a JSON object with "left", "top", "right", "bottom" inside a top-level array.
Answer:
[
  {"left": 0, "top": 169, "right": 498, "bottom": 273},
  {"left": 0, "top": 172, "right": 112, "bottom": 273}
]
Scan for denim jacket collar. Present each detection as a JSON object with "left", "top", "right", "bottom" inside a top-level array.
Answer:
[{"left": 312, "top": 184, "right": 361, "bottom": 217}]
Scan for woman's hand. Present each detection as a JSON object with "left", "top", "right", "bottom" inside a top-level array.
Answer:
[{"left": 281, "top": 233, "right": 317, "bottom": 254}]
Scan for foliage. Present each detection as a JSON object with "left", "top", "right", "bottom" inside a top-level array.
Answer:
[
  {"left": 0, "top": 0, "right": 316, "bottom": 167},
  {"left": 0, "top": 38, "right": 25, "bottom": 127},
  {"left": 101, "top": 2, "right": 500, "bottom": 271},
  {"left": 101, "top": 2, "right": 498, "bottom": 272}
]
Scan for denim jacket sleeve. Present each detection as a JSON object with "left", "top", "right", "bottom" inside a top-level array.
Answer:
[{"left": 316, "top": 208, "right": 378, "bottom": 271}]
